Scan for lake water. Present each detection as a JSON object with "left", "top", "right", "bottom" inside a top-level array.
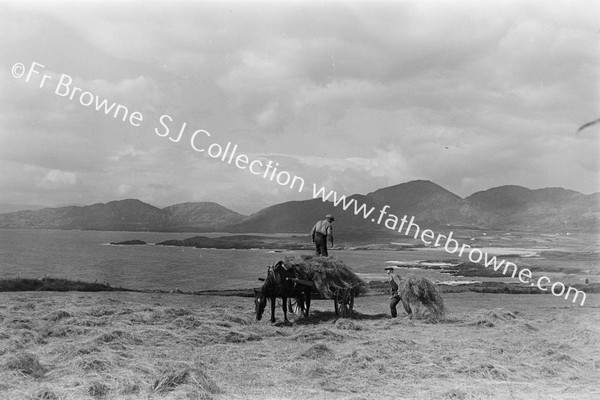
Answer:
[
  {"left": 5, "top": 229, "right": 592, "bottom": 291},
  {"left": 0, "top": 229, "right": 481, "bottom": 291}
]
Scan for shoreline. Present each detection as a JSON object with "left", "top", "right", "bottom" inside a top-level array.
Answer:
[{"left": 2, "top": 277, "right": 599, "bottom": 297}]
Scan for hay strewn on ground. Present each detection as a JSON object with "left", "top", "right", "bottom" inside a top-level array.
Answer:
[
  {"left": 284, "top": 255, "right": 368, "bottom": 298},
  {"left": 0, "top": 291, "right": 598, "bottom": 399}
]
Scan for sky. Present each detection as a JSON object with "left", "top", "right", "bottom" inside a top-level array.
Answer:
[{"left": 0, "top": 0, "right": 598, "bottom": 215}]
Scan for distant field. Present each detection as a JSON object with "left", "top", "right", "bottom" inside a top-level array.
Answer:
[{"left": 0, "top": 291, "right": 598, "bottom": 399}]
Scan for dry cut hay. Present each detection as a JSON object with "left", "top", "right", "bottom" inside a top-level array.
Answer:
[
  {"left": 88, "top": 381, "right": 110, "bottom": 398},
  {"left": 151, "top": 365, "right": 221, "bottom": 396},
  {"left": 285, "top": 255, "right": 368, "bottom": 299},
  {"left": 462, "top": 308, "right": 538, "bottom": 332},
  {"left": 301, "top": 343, "right": 332, "bottom": 359},
  {"left": 399, "top": 275, "right": 446, "bottom": 321},
  {"left": 5, "top": 352, "right": 47, "bottom": 378},
  {"left": 30, "top": 387, "right": 59, "bottom": 400}
]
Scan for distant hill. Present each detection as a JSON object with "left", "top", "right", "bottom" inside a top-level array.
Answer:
[
  {"left": 228, "top": 199, "right": 337, "bottom": 233},
  {"left": 0, "top": 200, "right": 244, "bottom": 232},
  {"left": 0, "top": 199, "right": 167, "bottom": 231},
  {"left": 229, "top": 180, "right": 599, "bottom": 234},
  {"left": 0, "top": 181, "right": 597, "bottom": 233},
  {"left": 227, "top": 180, "right": 468, "bottom": 237},
  {"left": 362, "top": 180, "right": 467, "bottom": 226},
  {"left": 0, "top": 203, "right": 47, "bottom": 214},
  {"left": 464, "top": 186, "right": 600, "bottom": 231},
  {"left": 163, "top": 202, "right": 245, "bottom": 231}
]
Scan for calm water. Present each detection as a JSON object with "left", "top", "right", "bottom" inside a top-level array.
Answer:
[{"left": 0, "top": 229, "right": 473, "bottom": 291}]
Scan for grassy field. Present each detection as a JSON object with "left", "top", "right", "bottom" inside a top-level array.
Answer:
[{"left": 0, "top": 290, "right": 599, "bottom": 400}]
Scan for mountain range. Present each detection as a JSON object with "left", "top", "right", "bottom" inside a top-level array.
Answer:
[{"left": 0, "top": 180, "right": 598, "bottom": 235}]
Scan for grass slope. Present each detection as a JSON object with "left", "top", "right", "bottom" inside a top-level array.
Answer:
[
  {"left": 0, "top": 291, "right": 598, "bottom": 399},
  {"left": 0, "top": 278, "right": 132, "bottom": 292}
]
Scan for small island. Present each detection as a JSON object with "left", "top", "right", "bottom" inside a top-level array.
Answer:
[
  {"left": 109, "top": 240, "right": 147, "bottom": 245},
  {"left": 155, "top": 235, "right": 310, "bottom": 250}
]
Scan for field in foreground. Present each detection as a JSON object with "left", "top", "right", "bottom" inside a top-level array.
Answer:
[{"left": 0, "top": 291, "right": 599, "bottom": 400}]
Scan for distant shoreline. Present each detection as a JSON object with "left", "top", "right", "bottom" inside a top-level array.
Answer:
[{"left": 3, "top": 277, "right": 598, "bottom": 297}]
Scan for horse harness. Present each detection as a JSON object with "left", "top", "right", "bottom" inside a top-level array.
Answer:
[{"left": 267, "top": 261, "right": 297, "bottom": 294}]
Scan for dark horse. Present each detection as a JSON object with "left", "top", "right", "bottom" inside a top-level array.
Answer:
[{"left": 254, "top": 261, "right": 311, "bottom": 323}]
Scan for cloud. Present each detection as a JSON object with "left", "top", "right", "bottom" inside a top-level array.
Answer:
[
  {"left": 0, "top": 0, "right": 598, "bottom": 212},
  {"left": 0, "top": 56, "right": 162, "bottom": 175},
  {"left": 35, "top": 169, "right": 76, "bottom": 193},
  {"left": 117, "top": 183, "right": 133, "bottom": 197}
]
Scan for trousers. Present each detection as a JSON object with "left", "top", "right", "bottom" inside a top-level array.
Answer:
[
  {"left": 314, "top": 232, "right": 328, "bottom": 256},
  {"left": 390, "top": 294, "right": 401, "bottom": 318},
  {"left": 390, "top": 293, "right": 412, "bottom": 318}
]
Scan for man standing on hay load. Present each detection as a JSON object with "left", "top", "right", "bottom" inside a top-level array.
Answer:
[{"left": 311, "top": 214, "right": 334, "bottom": 257}]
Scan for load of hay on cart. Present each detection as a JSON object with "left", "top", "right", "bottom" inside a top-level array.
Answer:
[{"left": 284, "top": 255, "right": 368, "bottom": 318}]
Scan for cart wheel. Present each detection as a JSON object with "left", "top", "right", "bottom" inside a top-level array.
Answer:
[
  {"left": 340, "top": 289, "right": 355, "bottom": 318},
  {"left": 339, "top": 302, "right": 349, "bottom": 318},
  {"left": 341, "top": 291, "right": 350, "bottom": 318},
  {"left": 333, "top": 295, "right": 339, "bottom": 316},
  {"left": 334, "top": 289, "right": 349, "bottom": 318},
  {"left": 288, "top": 297, "right": 302, "bottom": 314}
]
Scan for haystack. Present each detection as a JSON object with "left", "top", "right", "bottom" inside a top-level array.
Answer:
[
  {"left": 400, "top": 275, "right": 446, "bottom": 321},
  {"left": 285, "top": 255, "right": 368, "bottom": 299}
]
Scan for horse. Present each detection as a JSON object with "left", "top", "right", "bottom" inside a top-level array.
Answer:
[{"left": 254, "top": 261, "right": 311, "bottom": 323}]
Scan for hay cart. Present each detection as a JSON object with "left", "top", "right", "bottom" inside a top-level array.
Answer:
[
  {"left": 283, "top": 256, "right": 367, "bottom": 319},
  {"left": 287, "top": 277, "right": 356, "bottom": 318}
]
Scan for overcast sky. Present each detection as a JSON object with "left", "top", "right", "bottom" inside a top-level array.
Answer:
[{"left": 1, "top": 0, "right": 598, "bottom": 214}]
